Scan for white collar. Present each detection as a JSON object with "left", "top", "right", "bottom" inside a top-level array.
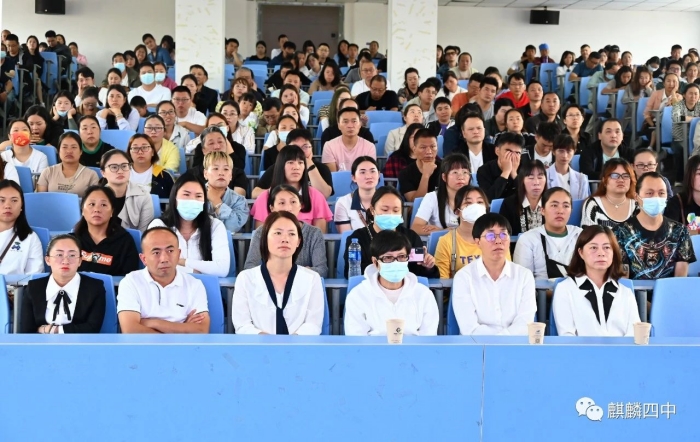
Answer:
[
  {"left": 46, "top": 273, "right": 81, "bottom": 302},
  {"left": 143, "top": 267, "right": 184, "bottom": 290},
  {"left": 522, "top": 197, "right": 543, "bottom": 209},
  {"left": 476, "top": 258, "right": 511, "bottom": 280}
]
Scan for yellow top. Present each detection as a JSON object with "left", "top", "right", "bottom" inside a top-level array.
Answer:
[
  {"left": 156, "top": 139, "right": 180, "bottom": 173},
  {"left": 434, "top": 228, "right": 512, "bottom": 279}
]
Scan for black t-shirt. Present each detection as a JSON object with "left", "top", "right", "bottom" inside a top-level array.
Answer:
[
  {"left": 113, "top": 196, "right": 126, "bottom": 222},
  {"left": 355, "top": 90, "right": 400, "bottom": 111},
  {"left": 257, "top": 160, "right": 334, "bottom": 195},
  {"left": 398, "top": 159, "right": 442, "bottom": 196},
  {"left": 79, "top": 141, "right": 115, "bottom": 168},
  {"left": 262, "top": 146, "right": 280, "bottom": 171}
]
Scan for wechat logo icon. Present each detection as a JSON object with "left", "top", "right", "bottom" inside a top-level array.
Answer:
[{"left": 576, "top": 397, "right": 603, "bottom": 422}]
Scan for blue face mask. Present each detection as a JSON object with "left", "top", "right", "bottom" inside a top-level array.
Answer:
[
  {"left": 155, "top": 72, "right": 166, "bottom": 82},
  {"left": 176, "top": 199, "right": 204, "bottom": 221},
  {"left": 57, "top": 110, "right": 68, "bottom": 117},
  {"left": 218, "top": 126, "right": 229, "bottom": 138},
  {"left": 140, "top": 73, "right": 155, "bottom": 85},
  {"left": 114, "top": 62, "right": 126, "bottom": 73},
  {"left": 378, "top": 261, "right": 410, "bottom": 283},
  {"left": 374, "top": 214, "right": 404, "bottom": 231},
  {"left": 278, "top": 130, "right": 290, "bottom": 143},
  {"left": 641, "top": 197, "right": 666, "bottom": 217},
  {"left": 0, "top": 51, "right": 6, "bottom": 59}
]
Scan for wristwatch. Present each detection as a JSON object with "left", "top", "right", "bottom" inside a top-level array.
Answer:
[{"left": 307, "top": 164, "right": 317, "bottom": 172}]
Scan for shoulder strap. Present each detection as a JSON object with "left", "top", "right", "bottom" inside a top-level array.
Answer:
[
  {"left": 450, "top": 229, "right": 457, "bottom": 277},
  {"left": 678, "top": 194, "right": 685, "bottom": 224},
  {"left": 0, "top": 232, "right": 18, "bottom": 264}
]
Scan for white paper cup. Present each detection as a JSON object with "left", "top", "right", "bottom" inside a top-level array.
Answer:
[
  {"left": 634, "top": 322, "right": 651, "bottom": 345},
  {"left": 386, "top": 319, "right": 405, "bottom": 344},
  {"left": 528, "top": 322, "right": 546, "bottom": 345}
]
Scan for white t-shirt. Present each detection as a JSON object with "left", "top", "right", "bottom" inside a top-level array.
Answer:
[
  {"left": 468, "top": 150, "right": 483, "bottom": 175},
  {"left": 0, "top": 228, "right": 44, "bottom": 275},
  {"left": 127, "top": 84, "right": 172, "bottom": 105},
  {"left": 351, "top": 79, "right": 393, "bottom": 96},
  {"left": 534, "top": 151, "right": 553, "bottom": 168},
  {"left": 557, "top": 172, "right": 571, "bottom": 192},
  {"left": 177, "top": 107, "right": 207, "bottom": 126},
  {"left": 333, "top": 192, "right": 371, "bottom": 231},
  {"left": 130, "top": 166, "right": 153, "bottom": 194},
  {"left": 1, "top": 148, "right": 49, "bottom": 174},
  {"left": 415, "top": 191, "right": 459, "bottom": 229}
]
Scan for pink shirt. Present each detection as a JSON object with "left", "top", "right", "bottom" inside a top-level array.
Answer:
[
  {"left": 321, "top": 136, "right": 377, "bottom": 171},
  {"left": 250, "top": 187, "right": 333, "bottom": 224}
]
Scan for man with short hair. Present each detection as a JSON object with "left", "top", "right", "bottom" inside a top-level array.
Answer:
[
  {"left": 320, "top": 98, "right": 375, "bottom": 146},
  {"left": 507, "top": 45, "right": 536, "bottom": 76},
  {"left": 344, "top": 51, "right": 372, "bottom": 84},
  {"left": 369, "top": 41, "right": 384, "bottom": 60},
  {"left": 477, "top": 132, "right": 523, "bottom": 201},
  {"left": 534, "top": 43, "right": 554, "bottom": 65},
  {"left": 3, "top": 33, "right": 35, "bottom": 96},
  {"left": 451, "top": 52, "right": 478, "bottom": 80},
  {"left": 518, "top": 81, "right": 543, "bottom": 119},
  {"left": 118, "top": 227, "right": 210, "bottom": 334},
  {"left": 454, "top": 113, "right": 496, "bottom": 175},
  {"left": 74, "top": 67, "right": 95, "bottom": 106},
  {"left": 270, "top": 34, "right": 288, "bottom": 59},
  {"left": 575, "top": 44, "right": 591, "bottom": 63},
  {"left": 189, "top": 64, "right": 219, "bottom": 114},
  {"left": 128, "top": 62, "right": 172, "bottom": 107},
  {"left": 398, "top": 129, "right": 441, "bottom": 201},
  {"left": 656, "top": 60, "right": 685, "bottom": 89},
  {"left": 317, "top": 43, "right": 331, "bottom": 65},
  {"left": 356, "top": 75, "right": 399, "bottom": 111},
  {"left": 171, "top": 86, "right": 206, "bottom": 135},
  {"left": 614, "top": 172, "right": 695, "bottom": 281},
  {"left": 524, "top": 122, "right": 561, "bottom": 168},
  {"left": 475, "top": 76, "right": 498, "bottom": 120},
  {"left": 580, "top": 119, "right": 634, "bottom": 180},
  {"left": 437, "top": 45, "right": 459, "bottom": 77},
  {"left": 632, "top": 148, "right": 673, "bottom": 197},
  {"left": 351, "top": 58, "right": 392, "bottom": 96},
  {"left": 452, "top": 213, "right": 536, "bottom": 336},
  {"left": 569, "top": 51, "right": 602, "bottom": 81},
  {"left": 322, "top": 107, "right": 376, "bottom": 172},
  {"left": 451, "top": 73, "right": 483, "bottom": 116},
  {"left": 426, "top": 97, "right": 454, "bottom": 137},
  {"left": 44, "top": 30, "right": 72, "bottom": 71},
  {"left": 608, "top": 45, "right": 621, "bottom": 63},
  {"left": 269, "top": 70, "right": 310, "bottom": 105},
  {"left": 525, "top": 92, "right": 563, "bottom": 134},
  {"left": 268, "top": 41, "right": 296, "bottom": 68},
  {"left": 347, "top": 43, "right": 359, "bottom": 67},
  {"left": 225, "top": 38, "right": 243, "bottom": 67},
  {"left": 670, "top": 44, "right": 683, "bottom": 61},
  {"left": 499, "top": 73, "right": 529, "bottom": 109},
  {"left": 256, "top": 97, "right": 282, "bottom": 136},
  {"left": 143, "top": 33, "right": 173, "bottom": 65}
]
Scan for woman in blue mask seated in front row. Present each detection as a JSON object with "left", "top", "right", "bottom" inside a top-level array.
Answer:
[
  {"left": 343, "top": 186, "right": 439, "bottom": 279},
  {"left": 344, "top": 230, "right": 440, "bottom": 336}
]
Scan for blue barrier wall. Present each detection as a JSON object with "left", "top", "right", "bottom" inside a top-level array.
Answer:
[{"left": 1, "top": 335, "right": 699, "bottom": 441}]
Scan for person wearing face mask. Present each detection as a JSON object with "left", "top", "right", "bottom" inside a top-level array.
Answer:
[
  {"left": 148, "top": 173, "right": 230, "bottom": 277},
  {"left": 344, "top": 229, "right": 439, "bottom": 336},
  {"left": 262, "top": 115, "right": 300, "bottom": 170},
  {"left": 49, "top": 91, "right": 79, "bottom": 131},
  {"left": 127, "top": 62, "right": 172, "bottom": 107},
  {"left": 0, "top": 119, "right": 49, "bottom": 174},
  {"left": 105, "top": 52, "right": 140, "bottom": 89},
  {"left": 154, "top": 61, "right": 177, "bottom": 91},
  {"left": 434, "top": 186, "right": 512, "bottom": 279},
  {"left": 514, "top": 187, "right": 582, "bottom": 279},
  {"left": 343, "top": 186, "right": 438, "bottom": 279},
  {"left": 613, "top": 172, "right": 695, "bottom": 281}
]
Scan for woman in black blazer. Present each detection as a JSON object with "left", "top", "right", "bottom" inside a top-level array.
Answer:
[{"left": 21, "top": 234, "right": 106, "bottom": 334}]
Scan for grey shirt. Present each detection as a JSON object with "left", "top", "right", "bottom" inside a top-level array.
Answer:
[{"left": 243, "top": 222, "right": 328, "bottom": 278}]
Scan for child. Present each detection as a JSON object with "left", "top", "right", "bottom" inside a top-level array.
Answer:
[{"left": 129, "top": 95, "right": 151, "bottom": 118}]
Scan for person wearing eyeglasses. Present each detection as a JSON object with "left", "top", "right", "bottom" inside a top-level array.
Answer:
[
  {"left": 77, "top": 116, "right": 115, "bottom": 168},
  {"left": 142, "top": 114, "right": 180, "bottom": 174},
  {"left": 72, "top": 186, "right": 140, "bottom": 277},
  {"left": 452, "top": 213, "right": 536, "bottom": 335},
  {"left": 156, "top": 100, "right": 191, "bottom": 151},
  {"left": 355, "top": 75, "right": 399, "bottom": 112},
  {"left": 21, "top": 234, "right": 106, "bottom": 334},
  {"left": 100, "top": 150, "right": 155, "bottom": 232},
  {"left": 581, "top": 158, "right": 638, "bottom": 228},
  {"left": 171, "top": 86, "right": 206, "bottom": 136},
  {"left": 632, "top": 149, "right": 673, "bottom": 197},
  {"left": 126, "top": 134, "right": 175, "bottom": 199},
  {"left": 344, "top": 229, "right": 439, "bottom": 336},
  {"left": 561, "top": 104, "right": 591, "bottom": 154}
]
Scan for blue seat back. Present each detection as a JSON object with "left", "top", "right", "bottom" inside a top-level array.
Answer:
[
  {"left": 571, "top": 154, "right": 580, "bottom": 172},
  {"left": 365, "top": 111, "right": 403, "bottom": 125},
  {"left": 310, "top": 90, "right": 334, "bottom": 108},
  {"left": 32, "top": 145, "right": 57, "bottom": 166},
  {"left": 88, "top": 167, "right": 103, "bottom": 178},
  {"left": 578, "top": 77, "right": 591, "bottom": 110},
  {"left": 31, "top": 226, "right": 51, "bottom": 272},
  {"left": 125, "top": 228, "right": 144, "bottom": 269},
  {"left": 137, "top": 117, "right": 146, "bottom": 133},
  {"left": 427, "top": 230, "right": 448, "bottom": 256},
  {"left": 538, "top": 63, "right": 559, "bottom": 92},
  {"left": 226, "top": 232, "right": 236, "bottom": 277},
  {"left": 687, "top": 236, "right": 700, "bottom": 277},
  {"left": 151, "top": 194, "right": 162, "bottom": 218},
  {"left": 25, "top": 193, "right": 81, "bottom": 232},
  {"left": 336, "top": 230, "right": 355, "bottom": 279},
  {"left": 178, "top": 147, "right": 187, "bottom": 174},
  {"left": 457, "top": 79, "right": 468, "bottom": 89},
  {"left": 320, "top": 278, "right": 330, "bottom": 335},
  {"left": 661, "top": 106, "right": 673, "bottom": 145},
  {"left": 569, "top": 199, "right": 585, "bottom": 227},
  {"left": 525, "top": 63, "right": 534, "bottom": 84},
  {"left": 377, "top": 135, "right": 388, "bottom": 156},
  {"left": 189, "top": 274, "right": 225, "bottom": 334},
  {"left": 40, "top": 52, "right": 59, "bottom": 94},
  {"left": 369, "top": 122, "right": 402, "bottom": 150},
  {"left": 437, "top": 135, "right": 444, "bottom": 158},
  {"left": 0, "top": 275, "right": 8, "bottom": 333},
  {"left": 15, "top": 166, "right": 34, "bottom": 193},
  {"left": 596, "top": 83, "right": 608, "bottom": 115},
  {"left": 101, "top": 129, "right": 136, "bottom": 151},
  {"left": 649, "top": 278, "right": 700, "bottom": 337},
  {"left": 331, "top": 171, "right": 353, "bottom": 197},
  {"left": 224, "top": 64, "right": 235, "bottom": 87},
  {"left": 615, "top": 90, "right": 626, "bottom": 120},
  {"left": 410, "top": 197, "right": 423, "bottom": 227},
  {"left": 167, "top": 66, "right": 176, "bottom": 82},
  {"left": 490, "top": 198, "right": 504, "bottom": 213},
  {"left": 636, "top": 97, "right": 649, "bottom": 130}
]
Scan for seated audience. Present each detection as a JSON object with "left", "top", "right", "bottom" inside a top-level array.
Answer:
[
  {"left": 621, "top": 67, "right": 654, "bottom": 132},
  {"left": 643, "top": 73, "right": 682, "bottom": 148},
  {"left": 318, "top": 87, "right": 351, "bottom": 132},
  {"left": 127, "top": 62, "right": 172, "bottom": 107},
  {"left": 492, "top": 108, "right": 536, "bottom": 148},
  {"left": 245, "top": 184, "right": 327, "bottom": 277},
  {"left": 356, "top": 75, "right": 399, "bottom": 111},
  {"left": 382, "top": 122, "right": 424, "bottom": 179},
  {"left": 171, "top": 85, "right": 206, "bottom": 136},
  {"left": 344, "top": 230, "right": 439, "bottom": 336},
  {"left": 219, "top": 101, "right": 255, "bottom": 154},
  {"left": 308, "top": 60, "right": 344, "bottom": 94},
  {"left": 452, "top": 213, "right": 536, "bottom": 335},
  {"left": 142, "top": 115, "right": 180, "bottom": 173},
  {"left": 335, "top": 157, "right": 379, "bottom": 233},
  {"left": 21, "top": 234, "right": 105, "bottom": 334},
  {"left": 257, "top": 97, "right": 281, "bottom": 136},
  {"left": 582, "top": 158, "right": 638, "bottom": 228},
  {"left": 118, "top": 227, "right": 210, "bottom": 334},
  {"left": 408, "top": 80, "right": 439, "bottom": 123},
  {"left": 100, "top": 150, "right": 154, "bottom": 232},
  {"left": 233, "top": 211, "right": 325, "bottom": 335},
  {"left": 484, "top": 98, "right": 514, "bottom": 140},
  {"left": 351, "top": 58, "right": 391, "bottom": 96},
  {"left": 499, "top": 160, "right": 547, "bottom": 236},
  {"left": 148, "top": 173, "right": 231, "bottom": 277},
  {"left": 665, "top": 155, "right": 700, "bottom": 228},
  {"left": 398, "top": 129, "right": 441, "bottom": 202},
  {"left": 426, "top": 97, "right": 455, "bottom": 137},
  {"left": 0, "top": 119, "right": 48, "bottom": 174},
  {"left": 385, "top": 104, "right": 424, "bottom": 154},
  {"left": 96, "top": 85, "right": 140, "bottom": 131},
  {"left": 514, "top": 187, "right": 583, "bottom": 279},
  {"left": 190, "top": 64, "right": 219, "bottom": 114},
  {"left": 157, "top": 100, "right": 191, "bottom": 151},
  {"left": 561, "top": 104, "right": 591, "bottom": 154},
  {"left": 499, "top": 73, "right": 529, "bottom": 109},
  {"left": 671, "top": 83, "right": 700, "bottom": 184},
  {"left": 436, "top": 71, "right": 466, "bottom": 102},
  {"left": 524, "top": 122, "right": 561, "bottom": 167},
  {"left": 477, "top": 132, "right": 523, "bottom": 202},
  {"left": 319, "top": 97, "right": 374, "bottom": 147},
  {"left": 0, "top": 180, "right": 43, "bottom": 275},
  {"left": 451, "top": 113, "right": 496, "bottom": 175},
  {"left": 49, "top": 91, "right": 78, "bottom": 131},
  {"left": 552, "top": 225, "right": 640, "bottom": 337},
  {"left": 397, "top": 68, "right": 420, "bottom": 104},
  {"left": 78, "top": 116, "right": 115, "bottom": 168},
  {"left": 202, "top": 152, "right": 249, "bottom": 234},
  {"left": 127, "top": 134, "right": 175, "bottom": 199},
  {"left": 580, "top": 119, "right": 634, "bottom": 180},
  {"left": 72, "top": 186, "right": 140, "bottom": 276},
  {"left": 632, "top": 148, "right": 673, "bottom": 197},
  {"left": 190, "top": 114, "right": 247, "bottom": 171},
  {"left": 24, "top": 105, "right": 63, "bottom": 147},
  {"left": 322, "top": 108, "right": 376, "bottom": 172},
  {"left": 547, "top": 135, "right": 590, "bottom": 200},
  {"left": 262, "top": 115, "right": 300, "bottom": 170},
  {"left": 37, "top": 132, "right": 99, "bottom": 197},
  {"left": 518, "top": 81, "right": 543, "bottom": 119}
]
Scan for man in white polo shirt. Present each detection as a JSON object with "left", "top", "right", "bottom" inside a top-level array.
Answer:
[
  {"left": 172, "top": 86, "right": 207, "bottom": 136},
  {"left": 118, "top": 227, "right": 210, "bottom": 334},
  {"left": 127, "top": 62, "right": 172, "bottom": 107}
]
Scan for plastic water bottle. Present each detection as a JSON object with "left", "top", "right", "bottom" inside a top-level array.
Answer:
[{"left": 348, "top": 239, "right": 362, "bottom": 278}]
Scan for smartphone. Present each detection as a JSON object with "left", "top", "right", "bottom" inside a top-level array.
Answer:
[
  {"left": 681, "top": 115, "right": 687, "bottom": 122},
  {"left": 408, "top": 247, "right": 424, "bottom": 263}
]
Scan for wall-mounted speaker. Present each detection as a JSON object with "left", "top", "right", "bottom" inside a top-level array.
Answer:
[
  {"left": 36, "top": 0, "right": 65, "bottom": 15},
  {"left": 530, "top": 10, "right": 559, "bottom": 25}
]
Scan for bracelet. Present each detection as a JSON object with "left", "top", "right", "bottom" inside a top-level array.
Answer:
[
  {"left": 115, "top": 114, "right": 123, "bottom": 119},
  {"left": 307, "top": 164, "right": 317, "bottom": 172},
  {"left": 214, "top": 203, "right": 223, "bottom": 210}
]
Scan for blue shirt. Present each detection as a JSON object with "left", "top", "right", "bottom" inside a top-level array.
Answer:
[
  {"left": 148, "top": 47, "right": 173, "bottom": 66},
  {"left": 572, "top": 62, "right": 602, "bottom": 78}
]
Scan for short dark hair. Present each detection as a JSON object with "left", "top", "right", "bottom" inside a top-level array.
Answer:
[
  {"left": 494, "top": 98, "right": 514, "bottom": 115},
  {"left": 283, "top": 41, "right": 297, "bottom": 51},
  {"left": 287, "top": 128, "right": 312, "bottom": 144},
  {"left": 130, "top": 95, "right": 147, "bottom": 108},
  {"left": 479, "top": 76, "right": 499, "bottom": 90},
  {"left": 278, "top": 34, "right": 287, "bottom": 41},
  {"left": 635, "top": 171, "right": 665, "bottom": 194},
  {"left": 225, "top": 38, "right": 239, "bottom": 46},
  {"left": 371, "top": 75, "right": 388, "bottom": 87},
  {"left": 369, "top": 230, "right": 412, "bottom": 259},
  {"left": 189, "top": 64, "right": 209, "bottom": 77},
  {"left": 672, "top": 44, "right": 683, "bottom": 51},
  {"left": 563, "top": 103, "right": 584, "bottom": 117},
  {"left": 527, "top": 80, "right": 542, "bottom": 91},
  {"left": 259, "top": 211, "right": 304, "bottom": 262},
  {"left": 142, "top": 33, "right": 155, "bottom": 42},
  {"left": 567, "top": 225, "right": 625, "bottom": 281},
  {"left": 508, "top": 72, "right": 525, "bottom": 84},
  {"left": 588, "top": 51, "right": 601, "bottom": 60},
  {"left": 172, "top": 85, "right": 192, "bottom": 98},
  {"left": 469, "top": 73, "right": 484, "bottom": 85},
  {"left": 432, "top": 96, "right": 451, "bottom": 111},
  {"left": 111, "top": 52, "right": 125, "bottom": 62},
  {"left": 337, "top": 107, "right": 361, "bottom": 120},
  {"left": 141, "top": 226, "right": 179, "bottom": 247},
  {"left": 413, "top": 128, "right": 437, "bottom": 144},
  {"left": 598, "top": 118, "right": 622, "bottom": 133},
  {"left": 284, "top": 69, "right": 301, "bottom": 81},
  {"left": 536, "top": 122, "right": 562, "bottom": 142},
  {"left": 76, "top": 67, "right": 94, "bottom": 79},
  {"left": 4, "top": 34, "right": 18, "bottom": 43},
  {"left": 139, "top": 61, "right": 155, "bottom": 72},
  {"left": 472, "top": 213, "right": 512, "bottom": 239},
  {"left": 256, "top": 40, "right": 267, "bottom": 48},
  {"left": 262, "top": 97, "right": 282, "bottom": 112},
  {"left": 496, "top": 132, "right": 524, "bottom": 148},
  {"left": 581, "top": 44, "right": 590, "bottom": 50},
  {"left": 667, "top": 60, "right": 683, "bottom": 70},
  {"left": 45, "top": 30, "right": 57, "bottom": 38}
]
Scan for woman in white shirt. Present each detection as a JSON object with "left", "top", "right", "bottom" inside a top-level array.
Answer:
[
  {"left": 0, "top": 180, "right": 44, "bottom": 275},
  {"left": 157, "top": 101, "right": 191, "bottom": 151},
  {"left": 334, "top": 156, "right": 379, "bottom": 233},
  {"left": 219, "top": 100, "right": 255, "bottom": 154},
  {"left": 385, "top": 104, "right": 424, "bottom": 155},
  {"left": 344, "top": 229, "right": 439, "bottom": 336},
  {"left": 0, "top": 119, "right": 49, "bottom": 174},
  {"left": 148, "top": 173, "right": 230, "bottom": 277},
  {"left": 514, "top": 187, "right": 583, "bottom": 279},
  {"left": 98, "top": 68, "right": 122, "bottom": 107},
  {"left": 552, "top": 225, "right": 640, "bottom": 337},
  {"left": 279, "top": 85, "right": 310, "bottom": 127},
  {"left": 546, "top": 134, "right": 590, "bottom": 200},
  {"left": 411, "top": 153, "right": 471, "bottom": 235},
  {"left": 233, "top": 211, "right": 325, "bottom": 335},
  {"left": 556, "top": 51, "right": 576, "bottom": 77},
  {"left": 96, "top": 84, "right": 139, "bottom": 131},
  {"left": 436, "top": 71, "right": 466, "bottom": 102}
]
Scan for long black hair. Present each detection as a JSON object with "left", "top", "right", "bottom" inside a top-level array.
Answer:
[
  {"left": 442, "top": 70, "right": 459, "bottom": 96},
  {"left": 270, "top": 145, "right": 311, "bottom": 214},
  {"left": 318, "top": 59, "right": 342, "bottom": 87},
  {"left": 160, "top": 172, "right": 213, "bottom": 261},
  {"left": 49, "top": 91, "right": 75, "bottom": 129},
  {"left": 516, "top": 160, "right": 548, "bottom": 216},
  {"left": 73, "top": 185, "right": 122, "bottom": 237},
  {"left": 24, "top": 105, "right": 61, "bottom": 146},
  {"left": 0, "top": 180, "right": 33, "bottom": 241},
  {"left": 104, "top": 84, "right": 132, "bottom": 130},
  {"left": 437, "top": 154, "right": 471, "bottom": 228},
  {"left": 394, "top": 122, "right": 425, "bottom": 161}
]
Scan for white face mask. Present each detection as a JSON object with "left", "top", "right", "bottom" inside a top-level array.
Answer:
[{"left": 461, "top": 203, "right": 486, "bottom": 224}]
